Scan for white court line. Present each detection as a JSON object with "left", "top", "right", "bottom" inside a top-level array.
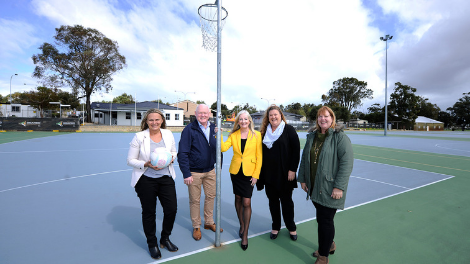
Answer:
[
  {"left": 0, "top": 148, "right": 129, "bottom": 154},
  {"left": 149, "top": 159, "right": 454, "bottom": 264},
  {"left": 0, "top": 169, "right": 132, "bottom": 193},
  {"left": 350, "top": 175, "right": 410, "bottom": 189},
  {"left": 435, "top": 144, "right": 470, "bottom": 153},
  {"left": 0, "top": 164, "right": 237, "bottom": 193}
]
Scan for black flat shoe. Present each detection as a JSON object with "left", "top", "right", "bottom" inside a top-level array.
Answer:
[
  {"left": 241, "top": 242, "right": 248, "bottom": 251},
  {"left": 290, "top": 234, "right": 298, "bottom": 241},
  {"left": 160, "top": 238, "right": 178, "bottom": 252},
  {"left": 149, "top": 246, "right": 161, "bottom": 259},
  {"left": 270, "top": 232, "right": 278, "bottom": 240}
]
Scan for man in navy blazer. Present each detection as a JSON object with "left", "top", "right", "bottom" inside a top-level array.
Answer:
[{"left": 178, "top": 104, "right": 222, "bottom": 240}]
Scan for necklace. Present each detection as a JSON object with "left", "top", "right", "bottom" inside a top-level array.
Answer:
[{"left": 313, "top": 140, "right": 323, "bottom": 164}]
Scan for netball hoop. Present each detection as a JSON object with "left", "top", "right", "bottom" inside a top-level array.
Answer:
[{"left": 198, "top": 2, "right": 228, "bottom": 52}]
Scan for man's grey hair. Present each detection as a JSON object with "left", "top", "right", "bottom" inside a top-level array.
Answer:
[{"left": 196, "top": 104, "right": 210, "bottom": 113}]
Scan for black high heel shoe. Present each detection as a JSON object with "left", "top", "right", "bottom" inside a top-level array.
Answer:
[{"left": 241, "top": 242, "right": 248, "bottom": 251}]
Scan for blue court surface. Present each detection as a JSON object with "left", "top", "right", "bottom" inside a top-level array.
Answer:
[{"left": 0, "top": 131, "right": 462, "bottom": 264}]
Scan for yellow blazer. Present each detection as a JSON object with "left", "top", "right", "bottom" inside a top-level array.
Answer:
[{"left": 221, "top": 130, "right": 263, "bottom": 179}]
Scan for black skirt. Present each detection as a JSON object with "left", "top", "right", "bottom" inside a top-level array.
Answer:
[{"left": 231, "top": 166, "right": 254, "bottom": 198}]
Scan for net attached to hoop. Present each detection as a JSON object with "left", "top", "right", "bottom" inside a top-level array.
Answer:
[{"left": 198, "top": 4, "right": 228, "bottom": 52}]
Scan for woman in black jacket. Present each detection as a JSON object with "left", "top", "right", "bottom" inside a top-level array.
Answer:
[{"left": 257, "top": 105, "right": 300, "bottom": 241}]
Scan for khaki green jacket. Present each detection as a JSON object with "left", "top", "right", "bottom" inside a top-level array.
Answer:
[{"left": 297, "top": 125, "right": 354, "bottom": 209}]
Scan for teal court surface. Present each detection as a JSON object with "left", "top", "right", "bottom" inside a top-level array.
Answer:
[{"left": 1, "top": 130, "right": 469, "bottom": 264}]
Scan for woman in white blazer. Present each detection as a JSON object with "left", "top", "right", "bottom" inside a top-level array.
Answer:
[{"left": 127, "top": 109, "right": 178, "bottom": 260}]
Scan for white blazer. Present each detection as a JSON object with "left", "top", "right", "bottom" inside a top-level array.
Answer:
[{"left": 127, "top": 128, "right": 177, "bottom": 187}]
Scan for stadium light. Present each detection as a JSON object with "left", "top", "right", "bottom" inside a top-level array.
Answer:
[
  {"left": 380, "top": 34, "right": 393, "bottom": 136},
  {"left": 261, "top": 98, "right": 274, "bottom": 108}
]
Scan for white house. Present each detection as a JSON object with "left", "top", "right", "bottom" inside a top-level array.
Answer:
[
  {"left": 0, "top": 103, "right": 39, "bottom": 118},
  {"left": 90, "top": 101, "right": 184, "bottom": 126}
]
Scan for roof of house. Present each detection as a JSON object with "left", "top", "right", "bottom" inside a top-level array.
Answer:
[
  {"left": 91, "top": 101, "right": 182, "bottom": 111},
  {"left": 415, "top": 116, "right": 443, "bottom": 124}
]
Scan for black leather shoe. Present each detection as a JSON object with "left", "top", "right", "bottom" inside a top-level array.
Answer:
[
  {"left": 290, "top": 234, "right": 298, "bottom": 241},
  {"left": 160, "top": 238, "right": 178, "bottom": 252},
  {"left": 270, "top": 232, "right": 278, "bottom": 240},
  {"left": 239, "top": 231, "right": 243, "bottom": 239},
  {"left": 149, "top": 246, "right": 161, "bottom": 259},
  {"left": 241, "top": 242, "right": 248, "bottom": 251}
]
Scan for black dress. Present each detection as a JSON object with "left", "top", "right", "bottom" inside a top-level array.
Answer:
[{"left": 230, "top": 139, "right": 254, "bottom": 198}]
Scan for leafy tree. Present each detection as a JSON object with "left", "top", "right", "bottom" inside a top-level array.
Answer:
[
  {"left": 323, "top": 77, "right": 373, "bottom": 112},
  {"left": 21, "top": 87, "right": 60, "bottom": 117},
  {"left": 211, "top": 102, "right": 229, "bottom": 117},
  {"left": 308, "top": 104, "right": 324, "bottom": 122},
  {"left": 58, "top": 90, "right": 80, "bottom": 110},
  {"left": 364, "top": 103, "right": 384, "bottom": 124},
  {"left": 416, "top": 96, "right": 440, "bottom": 120},
  {"left": 438, "top": 111, "right": 454, "bottom": 129},
  {"left": 283, "top": 102, "right": 303, "bottom": 115},
  {"left": 113, "top": 93, "right": 134, "bottom": 104},
  {"left": 32, "top": 25, "right": 127, "bottom": 123},
  {"left": 196, "top": 100, "right": 206, "bottom": 104},
  {"left": 389, "top": 82, "right": 420, "bottom": 127},
  {"left": 0, "top": 94, "right": 4, "bottom": 103},
  {"left": 447, "top": 92, "right": 470, "bottom": 129}
]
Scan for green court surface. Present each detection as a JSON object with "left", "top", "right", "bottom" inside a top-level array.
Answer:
[
  {"left": 162, "top": 143, "right": 470, "bottom": 264},
  {"left": 0, "top": 131, "right": 72, "bottom": 144}
]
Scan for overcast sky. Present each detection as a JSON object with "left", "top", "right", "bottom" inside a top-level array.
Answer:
[{"left": 1, "top": 0, "right": 469, "bottom": 112}]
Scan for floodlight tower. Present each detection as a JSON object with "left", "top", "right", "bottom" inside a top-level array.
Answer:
[{"left": 380, "top": 34, "right": 393, "bottom": 136}]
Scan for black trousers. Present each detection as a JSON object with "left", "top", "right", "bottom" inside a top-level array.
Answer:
[
  {"left": 313, "top": 201, "right": 337, "bottom": 257},
  {"left": 135, "top": 175, "right": 177, "bottom": 248},
  {"left": 265, "top": 184, "right": 296, "bottom": 232}
]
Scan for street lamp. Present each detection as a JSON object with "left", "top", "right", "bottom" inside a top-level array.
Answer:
[
  {"left": 261, "top": 97, "right": 274, "bottom": 107},
  {"left": 380, "top": 34, "right": 393, "bottom": 136},
  {"left": 9, "top": 73, "right": 18, "bottom": 104}
]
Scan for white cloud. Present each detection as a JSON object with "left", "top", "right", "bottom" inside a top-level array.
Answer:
[{"left": 2, "top": 0, "right": 469, "bottom": 112}]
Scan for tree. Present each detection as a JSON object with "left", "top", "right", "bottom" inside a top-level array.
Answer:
[
  {"left": 447, "top": 92, "right": 470, "bottom": 129},
  {"left": 211, "top": 102, "right": 229, "bottom": 117},
  {"left": 113, "top": 93, "right": 134, "bottom": 104},
  {"left": 324, "top": 77, "right": 373, "bottom": 112},
  {"left": 196, "top": 100, "right": 206, "bottom": 104},
  {"left": 283, "top": 102, "right": 303, "bottom": 115},
  {"left": 438, "top": 111, "right": 454, "bottom": 129},
  {"left": 416, "top": 96, "right": 440, "bottom": 120},
  {"left": 389, "top": 82, "right": 420, "bottom": 127},
  {"left": 22, "top": 87, "right": 61, "bottom": 117},
  {"left": 364, "top": 103, "right": 384, "bottom": 124},
  {"left": 308, "top": 104, "right": 324, "bottom": 122},
  {"left": 32, "top": 25, "right": 127, "bottom": 123}
]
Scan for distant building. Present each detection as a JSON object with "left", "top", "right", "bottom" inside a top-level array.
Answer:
[
  {"left": 414, "top": 116, "right": 443, "bottom": 131},
  {"left": 169, "top": 100, "right": 214, "bottom": 121},
  {"left": 90, "top": 101, "right": 184, "bottom": 126},
  {"left": 0, "top": 103, "right": 39, "bottom": 118}
]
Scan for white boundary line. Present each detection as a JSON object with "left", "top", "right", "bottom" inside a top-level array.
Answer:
[
  {"left": 148, "top": 159, "right": 455, "bottom": 263},
  {"left": 0, "top": 148, "right": 129, "bottom": 154},
  {"left": 0, "top": 169, "right": 132, "bottom": 193},
  {"left": 350, "top": 175, "right": 410, "bottom": 189}
]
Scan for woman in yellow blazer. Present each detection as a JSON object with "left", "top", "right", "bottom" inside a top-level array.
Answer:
[{"left": 221, "top": 110, "right": 262, "bottom": 251}]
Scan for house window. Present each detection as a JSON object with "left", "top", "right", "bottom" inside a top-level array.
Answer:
[
  {"left": 12, "top": 106, "right": 20, "bottom": 112},
  {"left": 137, "top": 113, "right": 142, "bottom": 120},
  {"left": 112, "top": 112, "right": 117, "bottom": 118},
  {"left": 94, "top": 113, "right": 102, "bottom": 118},
  {"left": 165, "top": 113, "right": 170, "bottom": 120},
  {"left": 175, "top": 114, "right": 180, "bottom": 121},
  {"left": 126, "top": 112, "right": 131, "bottom": 119}
]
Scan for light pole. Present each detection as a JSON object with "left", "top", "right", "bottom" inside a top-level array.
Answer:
[
  {"left": 9, "top": 73, "right": 18, "bottom": 104},
  {"left": 380, "top": 34, "right": 393, "bottom": 136},
  {"left": 261, "top": 97, "right": 274, "bottom": 108}
]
